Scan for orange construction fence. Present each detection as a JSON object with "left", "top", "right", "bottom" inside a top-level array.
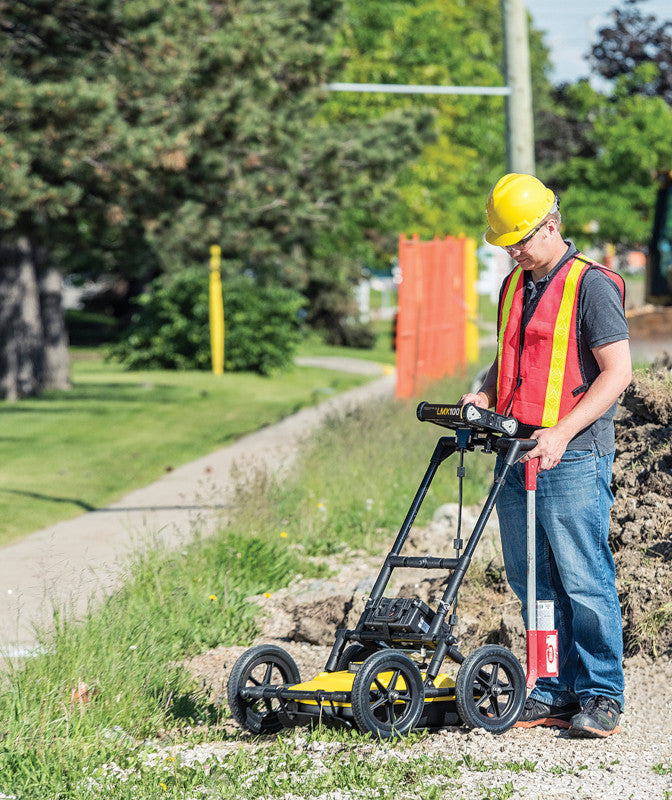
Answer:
[{"left": 396, "top": 233, "right": 479, "bottom": 399}]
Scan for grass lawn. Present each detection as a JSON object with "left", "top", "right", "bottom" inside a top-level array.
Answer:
[
  {"left": 0, "top": 304, "right": 492, "bottom": 547},
  {"left": 0, "top": 349, "right": 372, "bottom": 546}
]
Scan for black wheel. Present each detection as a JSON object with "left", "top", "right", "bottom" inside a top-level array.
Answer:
[
  {"left": 350, "top": 650, "right": 424, "bottom": 738},
  {"left": 227, "top": 645, "right": 300, "bottom": 734},
  {"left": 455, "top": 645, "right": 526, "bottom": 734},
  {"left": 335, "top": 644, "right": 371, "bottom": 671}
]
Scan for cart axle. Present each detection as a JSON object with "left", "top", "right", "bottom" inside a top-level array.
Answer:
[{"left": 240, "top": 682, "right": 457, "bottom": 703}]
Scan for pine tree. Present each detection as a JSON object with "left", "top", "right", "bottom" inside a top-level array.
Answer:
[{"left": 0, "top": 0, "right": 433, "bottom": 394}]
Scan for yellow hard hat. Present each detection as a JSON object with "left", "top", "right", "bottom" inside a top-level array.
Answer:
[{"left": 485, "top": 173, "right": 556, "bottom": 246}]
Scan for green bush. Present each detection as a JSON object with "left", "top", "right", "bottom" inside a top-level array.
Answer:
[
  {"left": 109, "top": 268, "right": 304, "bottom": 374},
  {"left": 323, "top": 319, "right": 376, "bottom": 348},
  {"left": 65, "top": 309, "right": 119, "bottom": 346}
]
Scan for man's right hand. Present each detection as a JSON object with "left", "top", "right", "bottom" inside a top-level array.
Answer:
[
  {"left": 460, "top": 359, "right": 498, "bottom": 409},
  {"left": 459, "top": 391, "right": 490, "bottom": 408}
]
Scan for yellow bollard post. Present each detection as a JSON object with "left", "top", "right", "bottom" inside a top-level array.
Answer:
[
  {"left": 209, "top": 245, "right": 225, "bottom": 375},
  {"left": 463, "top": 236, "right": 479, "bottom": 364}
]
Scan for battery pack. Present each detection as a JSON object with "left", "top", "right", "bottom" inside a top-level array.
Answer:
[{"left": 362, "top": 597, "right": 435, "bottom": 638}]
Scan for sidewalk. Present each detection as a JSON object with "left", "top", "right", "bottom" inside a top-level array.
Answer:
[{"left": 0, "top": 367, "right": 395, "bottom": 655}]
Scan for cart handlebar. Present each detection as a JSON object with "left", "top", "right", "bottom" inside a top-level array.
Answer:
[
  {"left": 495, "top": 437, "right": 538, "bottom": 455},
  {"left": 417, "top": 401, "right": 519, "bottom": 437}
]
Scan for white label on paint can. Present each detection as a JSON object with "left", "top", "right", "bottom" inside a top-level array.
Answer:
[{"left": 536, "top": 600, "right": 554, "bottom": 630}]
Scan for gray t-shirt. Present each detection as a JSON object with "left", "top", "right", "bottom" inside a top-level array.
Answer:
[{"left": 500, "top": 241, "right": 629, "bottom": 455}]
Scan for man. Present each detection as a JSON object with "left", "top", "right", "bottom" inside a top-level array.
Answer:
[{"left": 461, "top": 173, "right": 631, "bottom": 738}]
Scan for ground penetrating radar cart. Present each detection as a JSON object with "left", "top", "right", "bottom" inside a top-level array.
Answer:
[{"left": 227, "top": 402, "right": 556, "bottom": 738}]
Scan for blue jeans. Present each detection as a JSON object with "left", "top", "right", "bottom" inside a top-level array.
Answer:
[{"left": 495, "top": 448, "right": 624, "bottom": 710}]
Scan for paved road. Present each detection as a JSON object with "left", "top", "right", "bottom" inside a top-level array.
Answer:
[{"left": 0, "top": 368, "right": 395, "bottom": 656}]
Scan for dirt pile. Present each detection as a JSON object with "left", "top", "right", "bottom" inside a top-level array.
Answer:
[{"left": 611, "top": 353, "right": 672, "bottom": 658}]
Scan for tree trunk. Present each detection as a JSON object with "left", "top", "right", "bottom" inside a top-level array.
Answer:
[
  {"left": 38, "top": 265, "right": 71, "bottom": 391},
  {"left": 0, "top": 238, "right": 70, "bottom": 399}
]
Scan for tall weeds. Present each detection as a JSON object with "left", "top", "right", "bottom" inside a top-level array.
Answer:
[{"left": 275, "top": 385, "right": 493, "bottom": 555}]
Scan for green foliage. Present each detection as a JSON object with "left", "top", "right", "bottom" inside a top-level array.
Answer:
[
  {"left": 322, "top": 0, "right": 552, "bottom": 244},
  {"left": 109, "top": 268, "right": 304, "bottom": 374},
  {"left": 224, "top": 277, "right": 306, "bottom": 373},
  {"left": 304, "top": 271, "right": 377, "bottom": 347},
  {"left": 0, "top": 0, "right": 431, "bottom": 317},
  {"left": 539, "top": 73, "right": 672, "bottom": 247},
  {"left": 537, "top": 3, "right": 672, "bottom": 249}
]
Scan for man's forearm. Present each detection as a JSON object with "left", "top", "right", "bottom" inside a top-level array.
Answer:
[{"left": 554, "top": 369, "right": 630, "bottom": 442}]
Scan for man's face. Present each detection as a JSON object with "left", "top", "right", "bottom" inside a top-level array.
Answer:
[{"left": 503, "top": 219, "right": 549, "bottom": 269}]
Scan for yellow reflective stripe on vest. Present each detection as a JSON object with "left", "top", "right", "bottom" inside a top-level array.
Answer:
[
  {"left": 541, "top": 260, "right": 585, "bottom": 426},
  {"left": 497, "top": 267, "right": 522, "bottom": 379}
]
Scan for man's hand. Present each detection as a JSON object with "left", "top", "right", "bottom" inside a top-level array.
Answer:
[
  {"left": 460, "top": 360, "right": 498, "bottom": 409},
  {"left": 459, "top": 391, "right": 490, "bottom": 409},
  {"left": 521, "top": 426, "right": 571, "bottom": 471}
]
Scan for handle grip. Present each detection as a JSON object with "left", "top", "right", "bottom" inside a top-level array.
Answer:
[
  {"left": 525, "top": 457, "right": 539, "bottom": 490},
  {"left": 494, "top": 437, "right": 537, "bottom": 455},
  {"left": 416, "top": 401, "right": 519, "bottom": 437}
]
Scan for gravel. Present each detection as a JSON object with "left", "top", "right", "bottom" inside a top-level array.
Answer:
[{"left": 184, "top": 631, "right": 672, "bottom": 800}]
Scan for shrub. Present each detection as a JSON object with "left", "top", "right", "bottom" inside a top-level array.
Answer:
[
  {"left": 224, "top": 276, "right": 305, "bottom": 374},
  {"left": 323, "top": 319, "right": 376, "bottom": 348},
  {"left": 305, "top": 274, "right": 376, "bottom": 349},
  {"left": 109, "top": 268, "right": 304, "bottom": 374}
]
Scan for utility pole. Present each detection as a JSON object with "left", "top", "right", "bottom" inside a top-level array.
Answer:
[{"left": 501, "top": 0, "right": 535, "bottom": 175}]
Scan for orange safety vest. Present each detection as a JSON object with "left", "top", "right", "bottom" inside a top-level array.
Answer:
[{"left": 496, "top": 254, "right": 625, "bottom": 428}]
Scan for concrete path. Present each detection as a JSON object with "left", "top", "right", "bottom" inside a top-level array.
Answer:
[
  {"left": 0, "top": 370, "right": 396, "bottom": 656},
  {"left": 294, "top": 356, "right": 394, "bottom": 376}
]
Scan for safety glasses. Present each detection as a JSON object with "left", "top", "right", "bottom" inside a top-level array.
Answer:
[{"left": 504, "top": 219, "right": 549, "bottom": 252}]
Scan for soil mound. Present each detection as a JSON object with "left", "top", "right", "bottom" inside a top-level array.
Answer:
[{"left": 612, "top": 354, "right": 672, "bottom": 658}]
